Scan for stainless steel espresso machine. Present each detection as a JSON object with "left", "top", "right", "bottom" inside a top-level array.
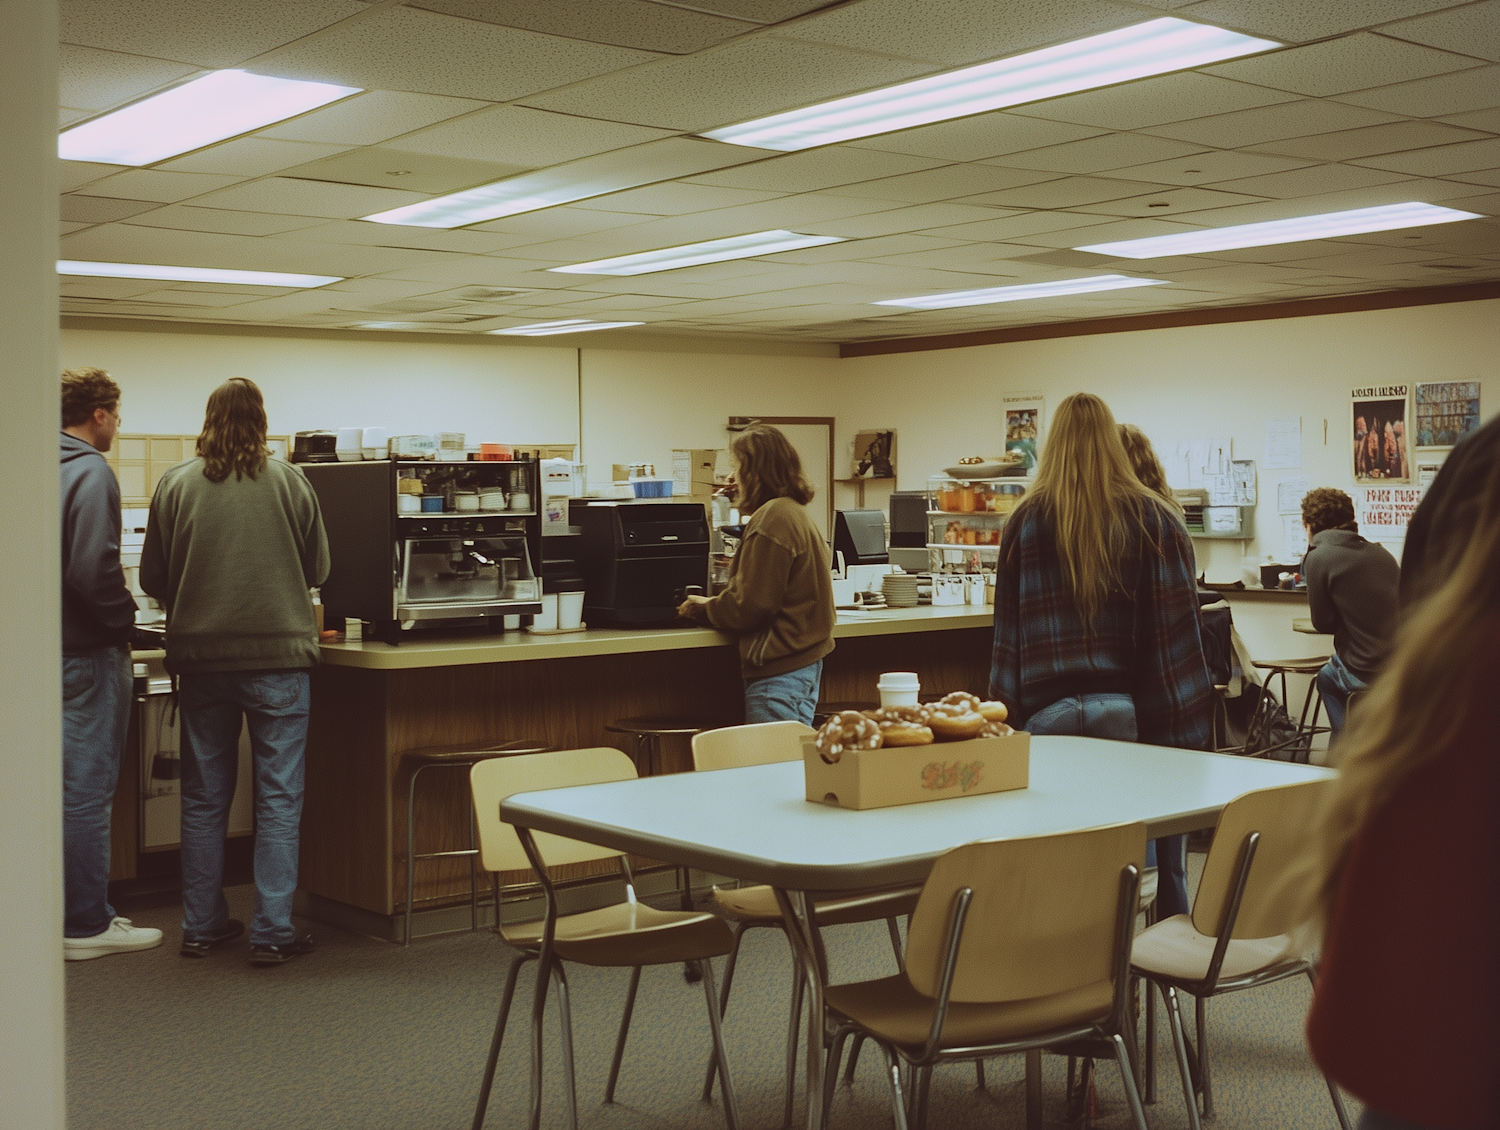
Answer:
[{"left": 303, "top": 459, "right": 542, "bottom": 644}]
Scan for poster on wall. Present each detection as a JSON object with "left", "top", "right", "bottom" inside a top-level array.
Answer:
[
  {"left": 1355, "top": 484, "right": 1423, "bottom": 542},
  {"left": 851, "top": 429, "right": 896, "bottom": 478},
  {"left": 1001, "top": 392, "right": 1043, "bottom": 472},
  {"left": 1414, "top": 381, "right": 1480, "bottom": 449},
  {"left": 1351, "top": 384, "right": 1410, "bottom": 484}
]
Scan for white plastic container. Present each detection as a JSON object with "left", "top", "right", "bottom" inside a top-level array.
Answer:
[
  {"left": 361, "top": 426, "right": 388, "bottom": 460},
  {"left": 532, "top": 593, "right": 558, "bottom": 630},
  {"left": 335, "top": 427, "right": 363, "bottom": 461},
  {"left": 877, "top": 671, "right": 920, "bottom": 708},
  {"left": 559, "top": 591, "right": 585, "bottom": 630}
]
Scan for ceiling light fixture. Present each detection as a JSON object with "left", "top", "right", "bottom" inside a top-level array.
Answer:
[
  {"left": 57, "top": 260, "right": 342, "bottom": 288},
  {"left": 874, "top": 274, "right": 1167, "bottom": 310},
  {"left": 703, "top": 18, "right": 1278, "bottom": 152},
  {"left": 1076, "top": 202, "right": 1484, "bottom": 258},
  {"left": 58, "top": 70, "right": 361, "bottom": 166},
  {"left": 489, "top": 319, "right": 645, "bottom": 337},
  {"left": 548, "top": 230, "right": 845, "bottom": 276}
]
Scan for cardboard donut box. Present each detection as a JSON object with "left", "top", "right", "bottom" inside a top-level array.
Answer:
[{"left": 802, "top": 730, "right": 1030, "bottom": 811}]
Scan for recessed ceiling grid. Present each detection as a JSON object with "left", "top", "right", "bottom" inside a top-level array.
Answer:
[{"left": 55, "top": 0, "right": 1500, "bottom": 342}]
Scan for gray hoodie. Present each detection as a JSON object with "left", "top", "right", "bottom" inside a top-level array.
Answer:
[
  {"left": 60, "top": 431, "right": 137, "bottom": 654},
  {"left": 1303, "top": 527, "right": 1400, "bottom": 681}
]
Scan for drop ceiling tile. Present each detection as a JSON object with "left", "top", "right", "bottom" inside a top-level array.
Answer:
[
  {"left": 61, "top": 223, "right": 262, "bottom": 265},
  {"left": 958, "top": 175, "right": 1170, "bottom": 209},
  {"left": 320, "top": 278, "right": 467, "bottom": 299},
  {"left": 60, "top": 196, "right": 160, "bottom": 224},
  {"left": 1332, "top": 64, "right": 1500, "bottom": 117},
  {"left": 407, "top": 0, "right": 754, "bottom": 54},
  {"left": 569, "top": 293, "right": 695, "bottom": 310},
  {"left": 776, "top": 0, "right": 1137, "bottom": 67},
  {"left": 1247, "top": 120, "right": 1492, "bottom": 162},
  {"left": 1145, "top": 100, "right": 1406, "bottom": 148},
  {"left": 914, "top": 210, "right": 1118, "bottom": 241},
  {"left": 597, "top": 192, "right": 908, "bottom": 246},
  {"left": 1204, "top": 33, "right": 1479, "bottom": 98},
  {"left": 1209, "top": 162, "right": 1413, "bottom": 198},
  {"left": 1354, "top": 136, "right": 1500, "bottom": 175},
  {"left": 1011, "top": 73, "right": 1297, "bottom": 131},
  {"left": 684, "top": 147, "right": 947, "bottom": 193},
  {"left": 257, "top": 5, "right": 658, "bottom": 103},
  {"left": 248, "top": 239, "right": 462, "bottom": 277},
  {"left": 793, "top": 203, "right": 1014, "bottom": 238},
  {"left": 380, "top": 258, "right": 577, "bottom": 286},
  {"left": 1022, "top": 216, "right": 1207, "bottom": 250},
  {"left": 520, "top": 35, "right": 936, "bottom": 132},
  {"left": 985, "top": 133, "right": 1209, "bottom": 175},
  {"left": 469, "top": 207, "right": 654, "bottom": 240},
  {"left": 764, "top": 233, "right": 972, "bottom": 264},
  {"left": 59, "top": 276, "right": 167, "bottom": 299},
  {"left": 160, "top": 139, "right": 358, "bottom": 178},
  {"left": 1443, "top": 166, "right": 1500, "bottom": 187},
  {"left": 1382, "top": 1, "right": 1500, "bottom": 62},
  {"left": 1179, "top": 0, "right": 1469, "bottom": 43},
  {"left": 852, "top": 114, "right": 1107, "bottom": 162},
  {"left": 83, "top": 169, "right": 246, "bottom": 203},
  {"left": 60, "top": 222, "right": 94, "bottom": 235},
  {"left": 1437, "top": 107, "right": 1500, "bottom": 133},
  {"left": 123, "top": 206, "right": 330, "bottom": 236},
  {"left": 260, "top": 91, "right": 493, "bottom": 147},
  {"left": 189, "top": 177, "right": 428, "bottom": 219},
  {"left": 1417, "top": 188, "right": 1500, "bottom": 215},
  {"left": 573, "top": 182, "right": 784, "bottom": 215},
  {"left": 384, "top": 105, "right": 675, "bottom": 167},
  {"left": 61, "top": 0, "right": 368, "bottom": 67},
  {"left": 1069, "top": 186, "right": 1273, "bottom": 217},
  {"left": 60, "top": 108, "right": 91, "bottom": 127},
  {"left": 287, "top": 219, "right": 536, "bottom": 255},
  {"left": 825, "top": 164, "right": 1071, "bottom": 204},
  {"left": 60, "top": 160, "right": 130, "bottom": 193},
  {"left": 278, "top": 148, "right": 530, "bottom": 195},
  {"left": 1107, "top": 149, "right": 1315, "bottom": 186},
  {"left": 58, "top": 44, "right": 198, "bottom": 113},
  {"left": 126, "top": 288, "right": 265, "bottom": 308}
]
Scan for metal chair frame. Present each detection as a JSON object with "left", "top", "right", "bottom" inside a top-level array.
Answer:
[{"left": 1232, "top": 660, "right": 1330, "bottom": 762}]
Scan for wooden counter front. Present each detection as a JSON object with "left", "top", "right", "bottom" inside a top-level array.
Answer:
[{"left": 300, "top": 607, "right": 995, "bottom": 932}]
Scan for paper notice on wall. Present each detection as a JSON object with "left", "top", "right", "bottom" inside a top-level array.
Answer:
[
  {"left": 1283, "top": 516, "right": 1309, "bottom": 558},
  {"left": 1206, "top": 473, "right": 1235, "bottom": 506},
  {"left": 1266, "top": 416, "right": 1301, "bottom": 469},
  {"left": 1276, "top": 476, "right": 1309, "bottom": 515},
  {"left": 1356, "top": 485, "right": 1422, "bottom": 542},
  {"left": 1230, "top": 459, "right": 1256, "bottom": 505},
  {"left": 1207, "top": 506, "right": 1241, "bottom": 532},
  {"left": 1169, "top": 437, "right": 1231, "bottom": 489}
]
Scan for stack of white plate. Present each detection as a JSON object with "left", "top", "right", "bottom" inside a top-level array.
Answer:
[{"left": 882, "top": 573, "right": 920, "bottom": 608}]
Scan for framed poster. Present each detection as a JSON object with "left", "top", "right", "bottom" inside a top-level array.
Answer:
[
  {"left": 1001, "top": 392, "right": 1043, "bottom": 471},
  {"left": 1351, "top": 384, "right": 1410, "bottom": 484},
  {"left": 1414, "top": 381, "right": 1480, "bottom": 449}
]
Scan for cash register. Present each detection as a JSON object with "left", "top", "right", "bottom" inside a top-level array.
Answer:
[{"left": 570, "top": 499, "right": 710, "bottom": 626}]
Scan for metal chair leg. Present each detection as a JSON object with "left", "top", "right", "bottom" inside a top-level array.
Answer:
[
  {"left": 469, "top": 798, "right": 480, "bottom": 933},
  {"left": 1025, "top": 1048, "right": 1043, "bottom": 1130},
  {"left": 404, "top": 764, "right": 424, "bottom": 946},
  {"left": 974, "top": 1058, "right": 986, "bottom": 1091},
  {"left": 843, "top": 1033, "right": 865, "bottom": 1085},
  {"left": 1145, "top": 972, "right": 1157, "bottom": 1103},
  {"left": 1111, "top": 1033, "right": 1151, "bottom": 1130},
  {"left": 1195, "top": 992, "right": 1213, "bottom": 1118},
  {"left": 913, "top": 1064, "right": 932, "bottom": 1130},
  {"left": 527, "top": 954, "right": 549, "bottom": 1130},
  {"left": 551, "top": 963, "right": 580, "bottom": 1130},
  {"left": 702, "top": 921, "right": 750, "bottom": 1101},
  {"left": 886, "top": 916, "right": 904, "bottom": 969},
  {"left": 1163, "top": 984, "right": 1203, "bottom": 1130},
  {"left": 471, "top": 950, "right": 532, "bottom": 1130},
  {"left": 785, "top": 955, "right": 805, "bottom": 1130},
  {"left": 605, "top": 966, "right": 641, "bottom": 1103},
  {"left": 822, "top": 1028, "right": 851, "bottom": 1129},
  {"left": 879, "top": 1043, "right": 912, "bottom": 1130},
  {"left": 700, "top": 959, "right": 742, "bottom": 1130}
]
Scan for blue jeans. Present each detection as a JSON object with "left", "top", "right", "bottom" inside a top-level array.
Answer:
[
  {"left": 62, "top": 646, "right": 133, "bottom": 937},
  {"left": 1026, "top": 693, "right": 1191, "bottom": 920},
  {"left": 179, "top": 670, "right": 310, "bottom": 946},
  {"left": 744, "top": 659, "right": 824, "bottom": 726},
  {"left": 1318, "top": 653, "right": 1370, "bottom": 735}
]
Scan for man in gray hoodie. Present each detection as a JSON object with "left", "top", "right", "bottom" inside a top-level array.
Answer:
[{"left": 60, "top": 367, "right": 163, "bottom": 960}]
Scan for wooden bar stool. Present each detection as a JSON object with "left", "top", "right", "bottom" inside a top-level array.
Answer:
[
  {"left": 603, "top": 715, "right": 719, "bottom": 777},
  {"left": 402, "top": 738, "right": 552, "bottom": 945},
  {"left": 1247, "top": 658, "right": 1328, "bottom": 761}
]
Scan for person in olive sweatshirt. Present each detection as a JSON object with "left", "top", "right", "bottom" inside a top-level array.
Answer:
[
  {"left": 677, "top": 425, "right": 834, "bottom": 725},
  {"left": 60, "top": 367, "right": 164, "bottom": 960},
  {"left": 141, "top": 378, "right": 329, "bottom": 964}
]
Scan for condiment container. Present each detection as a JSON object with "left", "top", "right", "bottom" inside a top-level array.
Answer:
[{"left": 877, "top": 671, "right": 920, "bottom": 707}]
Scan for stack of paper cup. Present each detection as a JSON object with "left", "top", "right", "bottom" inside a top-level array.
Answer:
[{"left": 877, "top": 671, "right": 920, "bottom": 707}]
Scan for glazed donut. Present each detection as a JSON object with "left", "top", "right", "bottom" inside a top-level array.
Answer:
[
  {"left": 864, "top": 704, "right": 933, "bottom": 726},
  {"left": 879, "top": 722, "right": 934, "bottom": 746},
  {"left": 979, "top": 720, "right": 1015, "bottom": 739},
  {"left": 927, "top": 702, "right": 986, "bottom": 741},
  {"left": 815, "top": 710, "right": 882, "bottom": 763},
  {"left": 940, "top": 690, "right": 983, "bottom": 714},
  {"left": 977, "top": 700, "right": 1009, "bottom": 723}
]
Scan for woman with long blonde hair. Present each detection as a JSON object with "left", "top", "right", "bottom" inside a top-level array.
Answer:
[
  {"left": 1299, "top": 459, "right": 1499, "bottom": 1130},
  {"left": 990, "top": 392, "right": 1212, "bottom": 917}
]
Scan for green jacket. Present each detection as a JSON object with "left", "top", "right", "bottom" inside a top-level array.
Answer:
[{"left": 141, "top": 456, "right": 330, "bottom": 674}]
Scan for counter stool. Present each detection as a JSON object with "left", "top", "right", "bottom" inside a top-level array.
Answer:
[
  {"left": 603, "top": 715, "right": 719, "bottom": 777},
  {"left": 813, "top": 700, "right": 878, "bottom": 726},
  {"left": 1247, "top": 658, "right": 1328, "bottom": 762},
  {"left": 403, "top": 738, "right": 552, "bottom": 946}
]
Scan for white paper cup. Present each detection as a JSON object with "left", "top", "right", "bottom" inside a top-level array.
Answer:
[
  {"left": 877, "top": 671, "right": 920, "bottom": 707},
  {"left": 532, "top": 593, "right": 558, "bottom": 630},
  {"left": 559, "top": 591, "right": 585, "bottom": 630}
]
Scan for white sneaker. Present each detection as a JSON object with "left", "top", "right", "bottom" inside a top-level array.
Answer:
[{"left": 64, "top": 916, "right": 164, "bottom": 961}]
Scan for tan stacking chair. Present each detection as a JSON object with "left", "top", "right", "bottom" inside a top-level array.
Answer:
[
  {"left": 469, "top": 748, "right": 742, "bottom": 1130},
  {"left": 1131, "top": 779, "right": 1352, "bottom": 1130},
  {"left": 692, "top": 721, "right": 921, "bottom": 1125},
  {"left": 819, "top": 823, "right": 1149, "bottom": 1130}
]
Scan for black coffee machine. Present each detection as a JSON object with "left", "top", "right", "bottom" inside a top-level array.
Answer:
[{"left": 570, "top": 499, "right": 709, "bottom": 626}]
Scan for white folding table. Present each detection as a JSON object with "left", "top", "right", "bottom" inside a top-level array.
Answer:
[{"left": 502, "top": 736, "right": 1333, "bottom": 1130}]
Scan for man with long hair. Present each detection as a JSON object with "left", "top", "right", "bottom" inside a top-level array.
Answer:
[
  {"left": 990, "top": 393, "right": 1212, "bottom": 918},
  {"left": 60, "top": 367, "right": 164, "bottom": 960},
  {"left": 141, "top": 378, "right": 329, "bottom": 964}
]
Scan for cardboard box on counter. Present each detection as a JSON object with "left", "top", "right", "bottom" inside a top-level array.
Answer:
[
  {"left": 802, "top": 731, "right": 1029, "bottom": 810},
  {"left": 673, "top": 448, "right": 724, "bottom": 497},
  {"left": 515, "top": 444, "right": 576, "bottom": 461}
]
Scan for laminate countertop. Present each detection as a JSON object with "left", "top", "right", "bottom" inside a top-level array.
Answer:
[{"left": 317, "top": 603, "right": 994, "bottom": 671}]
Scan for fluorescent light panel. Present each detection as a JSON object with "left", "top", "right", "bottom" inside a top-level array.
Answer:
[
  {"left": 1077, "top": 202, "right": 1485, "bottom": 259},
  {"left": 59, "top": 70, "right": 361, "bottom": 166},
  {"left": 490, "top": 319, "right": 644, "bottom": 337},
  {"left": 549, "top": 230, "right": 845, "bottom": 276},
  {"left": 876, "top": 274, "right": 1166, "bottom": 310},
  {"left": 58, "top": 260, "right": 342, "bottom": 288},
  {"left": 704, "top": 18, "right": 1278, "bottom": 152}
]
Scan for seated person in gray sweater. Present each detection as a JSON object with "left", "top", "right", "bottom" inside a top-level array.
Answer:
[{"left": 1301, "top": 488, "right": 1400, "bottom": 734}]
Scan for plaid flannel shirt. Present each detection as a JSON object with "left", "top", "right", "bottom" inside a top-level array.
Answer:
[{"left": 988, "top": 498, "right": 1214, "bottom": 750}]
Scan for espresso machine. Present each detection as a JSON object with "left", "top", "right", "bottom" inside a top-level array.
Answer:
[
  {"left": 570, "top": 499, "right": 709, "bottom": 626},
  {"left": 303, "top": 459, "right": 542, "bottom": 643}
]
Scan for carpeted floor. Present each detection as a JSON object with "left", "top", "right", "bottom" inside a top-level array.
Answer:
[{"left": 67, "top": 869, "right": 1357, "bottom": 1130}]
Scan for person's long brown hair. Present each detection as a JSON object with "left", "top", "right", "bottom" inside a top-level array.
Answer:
[
  {"left": 1293, "top": 456, "right": 1500, "bottom": 938},
  {"left": 1117, "top": 424, "right": 1179, "bottom": 511},
  {"left": 1014, "top": 393, "right": 1169, "bottom": 624},
  {"left": 197, "top": 377, "right": 269, "bottom": 483},
  {"left": 731, "top": 424, "right": 813, "bottom": 515}
]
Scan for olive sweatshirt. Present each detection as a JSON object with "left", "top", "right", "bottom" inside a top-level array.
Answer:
[
  {"left": 60, "top": 432, "right": 138, "bottom": 654},
  {"left": 1302, "top": 528, "right": 1400, "bottom": 682},
  {"left": 695, "top": 496, "right": 835, "bottom": 679},
  {"left": 141, "top": 456, "right": 330, "bottom": 674}
]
